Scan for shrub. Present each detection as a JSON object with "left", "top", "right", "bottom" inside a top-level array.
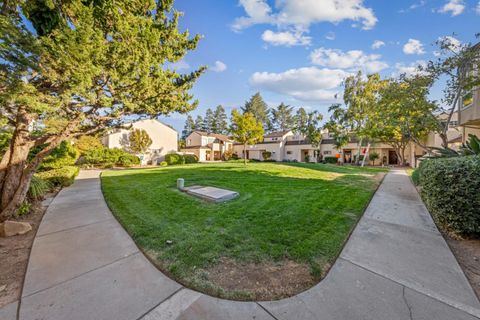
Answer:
[
  {"left": 304, "top": 155, "right": 310, "bottom": 162},
  {"left": 81, "top": 147, "right": 139, "bottom": 168},
  {"left": 165, "top": 153, "right": 184, "bottom": 165},
  {"left": 223, "top": 149, "right": 234, "bottom": 161},
  {"left": 324, "top": 156, "right": 338, "bottom": 164},
  {"left": 117, "top": 154, "right": 140, "bottom": 167},
  {"left": 262, "top": 151, "right": 272, "bottom": 161},
  {"left": 411, "top": 168, "right": 420, "bottom": 186},
  {"left": 75, "top": 136, "right": 103, "bottom": 155},
  {"left": 184, "top": 154, "right": 199, "bottom": 164},
  {"left": 369, "top": 152, "right": 379, "bottom": 166},
  {"left": 418, "top": 156, "right": 480, "bottom": 235},
  {"left": 231, "top": 153, "right": 239, "bottom": 160},
  {"left": 160, "top": 161, "right": 168, "bottom": 167},
  {"left": 28, "top": 175, "right": 52, "bottom": 200},
  {"left": 41, "top": 141, "right": 80, "bottom": 171},
  {"left": 36, "top": 166, "right": 80, "bottom": 187}
]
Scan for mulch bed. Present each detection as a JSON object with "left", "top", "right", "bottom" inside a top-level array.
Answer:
[{"left": 0, "top": 194, "right": 55, "bottom": 308}]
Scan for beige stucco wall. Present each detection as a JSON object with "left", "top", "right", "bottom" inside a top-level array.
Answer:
[{"left": 104, "top": 119, "right": 178, "bottom": 163}]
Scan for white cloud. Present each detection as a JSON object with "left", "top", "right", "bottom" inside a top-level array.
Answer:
[
  {"left": 439, "top": 0, "right": 465, "bottom": 16},
  {"left": 250, "top": 67, "right": 349, "bottom": 102},
  {"left": 232, "top": 0, "right": 275, "bottom": 31},
  {"left": 210, "top": 61, "right": 227, "bottom": 72},
  {"left": 325, "top": 31, "right": 336, "bottom": 41},
  {"left": 310, "top": 47, "right": 388, "bottom": 73},
  {"left": 477, "top": 1, "right": 480, "bottom": 14},
  {"left": 403, "top": 39, "right": 425, "bottom": 55},
  {"left": 261, "top": 29, "right": 311, "bottom": 46},
  {"left": 394, "top": 60, "right": 427, "bottom": 77},
  {"left": 371, "top": 40, "right": 385, "bottom": 49},
  {"left": 233, "top": 0, "right": 377, "bottom": 31},
  {"left": 168, "top": 60, "right": 190, "bottom": 70}
]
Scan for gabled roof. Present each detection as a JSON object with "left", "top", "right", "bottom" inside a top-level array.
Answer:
[
  {"left": 191, "top": 131, "right": 233, "bottom": 142},
  {"left": 264, "top": 130, "right": 292, "bottom": 138}
]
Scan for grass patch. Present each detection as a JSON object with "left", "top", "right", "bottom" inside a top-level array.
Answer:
[{"left": 101, "top": 162, "right": 386, "bottom": 300}]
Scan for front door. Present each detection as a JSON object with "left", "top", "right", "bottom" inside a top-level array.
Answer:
[
  {"left": 388, "top": 150, "right": 398, "bottom": 165},
  {"left": 344, "top": 150, "right": 352, "bottom": 163}
]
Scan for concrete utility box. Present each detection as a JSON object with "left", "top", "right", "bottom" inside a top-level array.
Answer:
[{"left": 183, "top": 185, "right": 239, "bottom": 203}]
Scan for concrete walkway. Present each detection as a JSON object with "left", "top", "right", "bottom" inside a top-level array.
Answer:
[{"left": 6, "top": 169, "right": 480, "bottom": 319}]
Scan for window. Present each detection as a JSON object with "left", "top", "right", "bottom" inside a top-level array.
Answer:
[
  {"left": 462, "top": 64, "right": 478, "bottom": 109},
  {"left": 187, "top": 139, "right": 191, "bottom": 146},
  {"left": 324, "top": 151, "right": 332, "bottom": 155},
  {"left": 286, "top": 151, "right": 292, "bottom": 155}
]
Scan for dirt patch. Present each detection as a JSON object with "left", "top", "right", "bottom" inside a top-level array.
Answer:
[
  {"left": 446, "top": 236, "right": 480, "bottom": 299},
  {"left": 205, "top": 257, "right": 317, "bottom": 300},
  {"left": 0, "top": 196, "right": 53, "bottom": 308}
]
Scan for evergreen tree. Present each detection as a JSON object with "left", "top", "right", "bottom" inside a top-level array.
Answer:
[
  {"left": 213, "top": 105, "right": 228, "bottom": 134},
  {"left": 294, "top": 107, "right": 309, "bottom": 135},
  {"left": 0, "top": 0, "right": 205, "bottom": 219},
  {"left": 203, "top": 108, "right": 215, "bottom": 133},
  {"left": 241, "top": 92, "right": 270, "bottom": 131},
  {"left": 194, "top": 115, "right": 205, "bottom": 131},
  {"left": 271, "top": 103, "right": 294, "bottom": 131},
  {"left": 182, "top": 115, "right": 195, "bottom": 139}
]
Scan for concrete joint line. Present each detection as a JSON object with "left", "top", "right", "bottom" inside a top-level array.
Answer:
[
  {"left": 340, "top": 258, "right": 480, "bottom": 318},
  {"left": 135, "top": 287, "right": 185, "bottom": 320},
  {"left": 36, "top": 217, "right": 114, "bottom": 238},
  {"left": 21, "top": 252, "right": 140, "bottom": 299},
  {"left": 257, "top": 302, "right": 281, "bottom": 320}
]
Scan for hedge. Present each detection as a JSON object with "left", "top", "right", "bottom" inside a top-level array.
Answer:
[
  {"left": 165, "top": 153, "right": 200, "bottom": 165},
  {"left": 417, "top": 156, "right": 480, "bottom": 235},
  {"left": 165, "top": 153, "right": 183, "bottom": 165},
  {"left": 324, "top": 156, "right": 338, "bottom": 164},
  {"left": 184, "top": 154, "right": 199, "bottom": 164},
  {"left": 36, "top": 166, "right": 80, "bottom": 187},
  {"left": 81, "top": 147, "right": 139, "bottom": 167}
]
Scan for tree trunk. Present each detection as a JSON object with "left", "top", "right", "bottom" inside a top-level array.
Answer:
[
  {"left": 355, "top": 138, "right": 363, "bottom": 165},
  {"left": 440, "top": 92, "right": 460, "bottom": 148},
  {"left": 243, "top": 143, "right": 247, "bottom": 165}
]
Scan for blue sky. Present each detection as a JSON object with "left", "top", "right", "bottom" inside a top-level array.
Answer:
[{"left": 160, "top": 0, "right": 479, "bottom": 132}]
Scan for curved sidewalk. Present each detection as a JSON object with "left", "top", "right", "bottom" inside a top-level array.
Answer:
[{"left": 10, "top": 169, "right": 480, "bottom": 319}]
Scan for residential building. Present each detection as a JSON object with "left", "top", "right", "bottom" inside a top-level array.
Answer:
[
  {"left": 102, "top": 119, "right": 178, "bottom": 164},
  {"left": 458, "top": 43, "right": 480, "bottom": 141},
  {"left": 232, "top": 130, "right": 425, "bottom": 167},
  {"left": 180, "top": 131, "right": 234, "bottom": 161}
]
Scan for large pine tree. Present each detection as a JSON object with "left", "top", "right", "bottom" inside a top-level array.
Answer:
[
  {"left": 294, "top": 107, "right": 309, "bottom": 135},
  {"left": 182, "top": 115, "right": 195, "bottom": 140},
  {"left": 271, "top": 103, "right": 294, "bottom": 131},
  {"left": 203, "top": 108, "right": 215, "bottom": 133},
  {"left": 213, "top": 105, "right": 228, "bottom": 134},
  {"left": 0, "top": 0, "right": 204, "bottom": 219},
  {"left": 242, "top": 92, "right": 270, "bottom": 131},
  {"left": 194, "top": 115, "right": 205, "bottom": 131}
]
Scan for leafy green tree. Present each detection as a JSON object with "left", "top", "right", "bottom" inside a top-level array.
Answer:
[
  {"left": 334, "top": 72, "right": 388, "bottom": 164},
  {"left": 230, "top": 110, "right": 264, "bottom": 165},
  {"left": 294, "top": 107, "right": 308, "bottom": 134},
  {"left": 128, "top": 129, "right": 153, "bottom": 154},
  {"left": 194, "top": 115, "right": 205, "bottom": 131},
  {"left": 182, "top": 115, "right": 195, "bottom": 140},
  {"left": 213, "top": 105, "right": 228, "bottom": 134},
  {"left": 424, "top": 37, "right": 480, "bottom": 147},
  {"left": 203, "top": 108, "right": 215, "bottom": 133},
  {"left": 304, "top": 111, "right": 323, "bottom": 160},
  {"left": 242, "top": 92, "right": 270, "bottom": 131},
  {"left": 0, "top": 0, "right": 204, "bottom": 220},
  {"left": 75, "top": 136, "right": 103, "bottom": 155},
  {"left": 370, "top": 75, "right": 437, "bottom": 165},
  {"left": 271, "top": 103, "right": 294, "bottom": 131},
  {"left": 324, "top": 104, "right": 351, "bottom": 151}
]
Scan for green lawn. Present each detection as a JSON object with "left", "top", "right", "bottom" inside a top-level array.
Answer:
[{"left": 101, "top": 162, "right": 386, "bottom": 299}]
